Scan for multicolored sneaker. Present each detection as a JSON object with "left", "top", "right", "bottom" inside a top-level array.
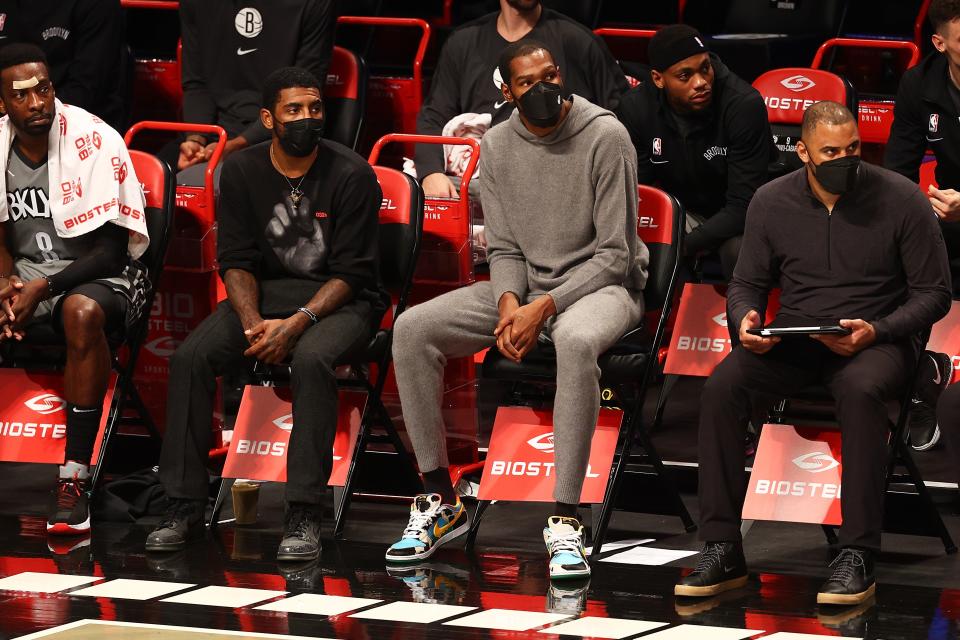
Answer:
[
  {"left": 543, "top": 516, "right": 591, "bottom": 580},
  {"left": 385, "top": 494, "right": 468, "bottom": 563},
  {"left": 46, "top": 462, "right": 91, "bottom": 535}
]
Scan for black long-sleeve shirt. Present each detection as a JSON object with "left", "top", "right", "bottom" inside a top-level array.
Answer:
[
  {"left": 217, "top": 140, "right": 381, "bottom": 302},
  {"left": 885, "top": 52, "right": 960, "bottom": 189},
  {"left": 728, "top": 163, "right": 951, "bottom": 344},
  {"left": 616, "top": 54, "right": 777, "bottom": 255},
  {"left": 180, "top": 0, "right": 334, "bottom": 144},
  {"left": 1, "top": 0, "right": 124, "bottom": 129},
  {"left": 414, "top": 8, "right": 629, "bottom": 180}
]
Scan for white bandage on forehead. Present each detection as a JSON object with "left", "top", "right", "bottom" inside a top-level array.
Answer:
[{"left": 12, "top": 76, "right": 40, "bottom": 90}]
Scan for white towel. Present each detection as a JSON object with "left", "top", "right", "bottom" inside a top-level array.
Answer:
[
  {"left": 0, "top": 100, "right": 149, "bottom": 259},
  {"left": 442, "top": 112, "right": 491, "bottom": 178}
]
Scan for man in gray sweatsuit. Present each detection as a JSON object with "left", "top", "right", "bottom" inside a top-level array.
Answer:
[{"left": 385, "top": 40, "right": 649, "bottom": 581}]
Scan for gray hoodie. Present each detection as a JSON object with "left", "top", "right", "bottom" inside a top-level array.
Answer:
[{"left": 479, "top": 95, "right": 649, "bottom": 313}]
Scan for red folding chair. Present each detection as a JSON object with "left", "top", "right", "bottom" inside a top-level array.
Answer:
[
  {"left": 473, "top": 185, "right": 695, "bottom": 556},
  {"left": 124, "top": 122, "right": 227, "bottom": 442},
  {"left": 335, "top": 16, "right": 431, "bottom": 160},
  {"left": 324, "top": 46, "right": 368, "bottom": 150},
  {"left": 593, "top": 28, "right": 656, "bottom": 86},
  {"left": 752, "top": 67, "right": 858, "bottom": 176},
  {"left": 812, "top": 38, "right": 920, "bottom": 147},
  {"left": 0, "top": 151, "right": 175, "bottom": 490}
]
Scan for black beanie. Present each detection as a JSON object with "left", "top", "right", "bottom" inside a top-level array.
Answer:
[{"left": 648, "top": 24, "right": 708, "bottom": 72}]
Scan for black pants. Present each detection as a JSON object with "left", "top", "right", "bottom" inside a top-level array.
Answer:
[
  {"left": 938, "top": 383, "right": 960, "bottom": 487},
  {"left": 158, "top": 293, "right": 372, "bottom": 506},
  {"left": 698, "top": 336, "right": 919, "bottom": 551},
  {"left": 940, "top": 220, "right": 960, "bottom": 298}
]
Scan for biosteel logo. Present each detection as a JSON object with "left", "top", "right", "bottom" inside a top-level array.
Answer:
[
  {"left": 24, "top": 394, "right": 66, "bottom": 415},
  {"left": 273, "top": 414, "right": 293, "bottom": 431},
  {"left": 144, "top": 336, "right": 180, "bottom": 359},
  {"left": 526, "top": 432, "right": 555, "bottom": 454},
  {"left": 488, "top": 430, "right": 600, "bottom": 479},
  {"left": 675, "top": 312, "right": 731, "bottom": 354},
  {"left": 792, "top": 451, "right": 840, "bottom": 473},
  {"left": 779, "top": 74, "right": 816, "bottom": 92}
]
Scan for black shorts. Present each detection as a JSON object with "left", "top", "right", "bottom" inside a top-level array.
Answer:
[{"left": 51, "top": 282, "right": 129, "bottom": 337}]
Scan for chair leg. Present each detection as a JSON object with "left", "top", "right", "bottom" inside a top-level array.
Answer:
[
  {"left": 636, "top": 424, "right": 697, "bottom": 533},
  {"left": 333, "top": 412, "right": 372, "bottom": 540},
  {"left": 822, "top": 525, "right": 839, "bottom": 546},
  {"left": 590, "top": 409, "right": 640, "bottom": 558},
  {"left": 465, "top": 500, "right": 491, "bottom": 549},
  {"left": 209, "top": 478, "right": 234, "bottom": 529},
  {"left": 894, "top": 439, "right": 957, "bottom": 554},
  {"left": 90, "top": 376, "right": 127, "bottom": 491},
  {"left": 650, "top": 374, "right": 680, "bottom": 434}
]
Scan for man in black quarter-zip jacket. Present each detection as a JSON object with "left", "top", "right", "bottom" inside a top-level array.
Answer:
[
  {"left": 615, "top": 25, "right": 776, "bottom": 280},
  {"left": 677, "top": 101, "right": 950, "bottom": 606}
]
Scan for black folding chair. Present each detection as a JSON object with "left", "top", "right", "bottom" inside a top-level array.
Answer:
[
  {"left": 473, "top": 185, "right": 696, "bottom": 557},
  {"left": 765, "top": 346, "right": 957, "bottom": 554},
  {"left": 3, "top": 150, "right": 175, "bottom": 490},
  {"left": 208, "top": 161, "right": 425, "bottom": 535}
]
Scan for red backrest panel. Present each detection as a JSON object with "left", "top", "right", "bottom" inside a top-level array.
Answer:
[
  {"left": 753, "top": 68, "right": 850, "bottom": 125},
  {"left": 374, "top": 166, "right": 412, "bottom": 225},
  {"left": 637, "top": 184, "right": 676, "bottom": 246},
  {"left": 325, "top": 46, "right": 360, "bottom": 100},
  {"left": 129, "top": 150, "right": 166, "bottom": 210}
]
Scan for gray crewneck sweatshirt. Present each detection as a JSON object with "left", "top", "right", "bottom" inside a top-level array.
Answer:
[{"left": 478, "top": 95, "right": 649, "bottom": 313}]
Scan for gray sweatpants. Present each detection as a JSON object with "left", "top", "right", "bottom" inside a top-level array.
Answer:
[{"left": 392, "top": 280, "right": 644, "bottom": 504}]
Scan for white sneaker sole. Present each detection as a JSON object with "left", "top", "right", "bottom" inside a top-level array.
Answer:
[
  {"left": 550, "top": 564, "right": 592, "bottom": 581},
  {"left": 911, "top": 424, "right": 941, "bottom": 452},
  {"left": 385, "top": 520, "right": 470, "bottom": 563}
]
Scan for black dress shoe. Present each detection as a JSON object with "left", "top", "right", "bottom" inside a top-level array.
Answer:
[
  {"left": 817, "top": 547, "right": 875, "bottom": 605},
  {"left": 145, "top": 499, "right": 205, "bottom": 552},
  {"left": 674, "top": 542, "right": 748, "bottom": 597}
]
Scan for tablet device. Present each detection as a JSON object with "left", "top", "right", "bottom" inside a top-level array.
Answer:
[{"left": 747, "top": 325, "right": 852, "bottom": 337}]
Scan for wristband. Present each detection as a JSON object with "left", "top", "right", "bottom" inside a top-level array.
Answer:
[
  {"left": 44, "top": 276, "right": 58, "bottom": 298},
  {"left": 297, "top": 307, "right": 319, "bottom": 324}
]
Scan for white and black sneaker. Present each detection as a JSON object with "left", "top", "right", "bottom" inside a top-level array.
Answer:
[
  {"left": 46, "top": 462, "right": 91, "bottom": 535},
  {"left": 544, "top": 516, "right": 591, "bottom": 580},
  {"left": 909, "top": 351, "right": 953, "bottom": 451}
]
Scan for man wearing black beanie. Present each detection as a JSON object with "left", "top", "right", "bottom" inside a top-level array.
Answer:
[{"left": 616, "top": 25, "right": 777, "bottom": 280}]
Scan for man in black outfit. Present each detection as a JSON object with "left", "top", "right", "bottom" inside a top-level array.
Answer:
[
  {"left": 677, "top": 102, "right": 951, "bottom": 605},
  {"left": 0, "top": 0, "right": 125, "bottom": 129},
  {"left": 885, "top": 0, "right": 960, "bottom": 452},
  {"left": 616, "top": 25, "right": 776, "bottom": 280},
  {"left": 146, "top": 67, "right": 383, "bottom": 562},
  {"left": 174, "top": 0, "right": 334, "bottom": 181},
  {"left": 415, "top": 0, "right": 628, "bottom": 197}
]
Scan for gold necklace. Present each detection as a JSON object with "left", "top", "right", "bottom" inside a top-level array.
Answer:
[{"left": 270, "top": 144, "right": 307, "bottom": 207}]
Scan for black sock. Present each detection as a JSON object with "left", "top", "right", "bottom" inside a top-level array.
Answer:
[
  {"left": 554, "top": 501, "right": 579, "bottom": 519},
  {"left": 64, "top": 403, "right": 103, "bottom": 465},
  {"left": 422, "top": 468, "right": 457, "bottom": 504}
]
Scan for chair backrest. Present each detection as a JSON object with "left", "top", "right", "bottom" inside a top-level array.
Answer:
[
  {"left": 637, "top": 185, "right": 684, "bottom": 327},
  {"left": 128, "top": 150, "right": 174, "bottom": 289},
  {"left": 373, "top": 166, "right": 424, "bottom": 317},
  {"left": 724, "top": 0, "right": 845, "bottom": 36},
  {"left": 752, "top": 68, "right": 858, "bottom": 173},
  {"left": 323, "top": 46, "right": 368, "bottom": 150}
]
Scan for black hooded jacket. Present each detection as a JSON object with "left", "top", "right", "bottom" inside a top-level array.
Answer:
[
  {"left": 615, "top": 55, "right": 776, "bottom": 255},
  {"left": 885, "top": 52, "right": 960, "bottom": 189}
]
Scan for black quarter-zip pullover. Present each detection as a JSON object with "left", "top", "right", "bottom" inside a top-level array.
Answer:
[{"left": 727, "top": 163, "right": 951, "bottom": 343}]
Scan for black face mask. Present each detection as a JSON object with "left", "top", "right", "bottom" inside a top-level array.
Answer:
[
  {"left": 811, "top": 155, "right": 860, "bottom": 195},
  {"left": 276, "top": 117, "right": 324, "bottom": 157},
  {"left": 516, "top": 81, "right": 564, "bottom": 127}
]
